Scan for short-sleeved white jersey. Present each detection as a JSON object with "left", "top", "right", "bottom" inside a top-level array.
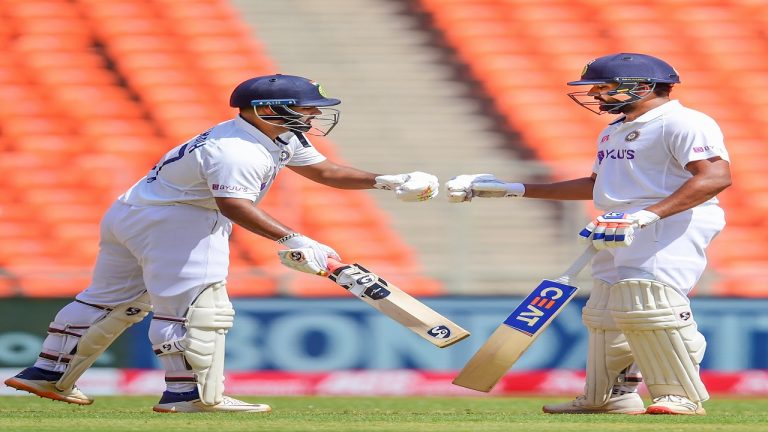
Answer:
[
  {"left": 591, "top": 100, "right": 729, "bottom": 211},
  {"left": 119, "top": 115, "right": 326, "bottom": 210}
]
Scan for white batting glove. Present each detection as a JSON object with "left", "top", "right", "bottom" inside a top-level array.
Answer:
[
  {"left": 445, "top": 174, "right": 525, "bottom": 203},
  {"left": 276, "top": 233, "right": 340, "bottom": 275},
  {"left": 578, "top": 210, "right": 660, "bottom": 250},
  {"left": 374, "top": 171, "right": 439, "bottom": 202}
]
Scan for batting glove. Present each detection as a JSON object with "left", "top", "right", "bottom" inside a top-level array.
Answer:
[
  {"left": 446, "top": 174, "right": 525, "bottom": 203},
  {"left": 277, "top": 233, "right": 340, "bottom": 275},
  {"left": 374, "top": 171, "right": 439, "bottom": 202},
  {"left": 579, "top": 210, "right": 660, "bottom": 250}
]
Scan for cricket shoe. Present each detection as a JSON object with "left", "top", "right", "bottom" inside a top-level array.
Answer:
[
  {"left": 4, "top": 367, "right": 93, "bottom": 405},
  {"left": 645, "top": 395, "right": 706, "bottom": 415},
  {"left": 542, "top": 393, "right": 645, "bottom": 414},
  {"left": 152, "top": 389, "right": 272, "bottom": 413}
]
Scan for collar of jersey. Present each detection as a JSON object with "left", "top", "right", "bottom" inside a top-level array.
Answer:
[{"left": 234, "top": 115, "right": 281, "bottom": 151}]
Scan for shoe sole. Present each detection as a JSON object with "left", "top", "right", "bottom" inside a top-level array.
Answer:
[
  {"left": 4, "top": 378, "right": 93, "bottom": 406},
  {"left": 646, "top": 406, "right": 706, "bottom": 415},
  {"left": 153, "top": 404, "right": 272, "bottom": 413},
  {"left": 543, "top": 408, "right": 645, "bottom": 415}
]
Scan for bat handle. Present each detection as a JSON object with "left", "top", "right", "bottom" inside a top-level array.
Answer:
[
  {"left": 322, "top": 257, "right": 347, "bottom": 276},
  {"left": 559, "top": 244, "right": 598, "bottom": 282}
]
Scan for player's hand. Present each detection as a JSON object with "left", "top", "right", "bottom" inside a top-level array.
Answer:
[
  {"left": 578, "top": 210, "right": 660, "bottom": 250},
  {"left": 445, "top": 174, "right": 525, "bottom": 203},
  {"left": 374, "top": 171, "right": 439, "bottom": 202},
  {"left": 277, "top": 234, "right": 340, "bottom": 275}
]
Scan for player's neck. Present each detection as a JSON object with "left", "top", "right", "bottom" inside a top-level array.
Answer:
[
  {"left": 239, "top": 113, "right": 283, "bottom": 140},
  {"left": 623, "top": 98, "right": 670, "bottom": 122}
]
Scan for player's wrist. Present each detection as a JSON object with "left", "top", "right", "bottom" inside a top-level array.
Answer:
[
  {"left": 276, "top": 232, "right": 304, "bottom": 247},
  {"left": 504, "top": 182, "right": 525, "bottom": 197}
]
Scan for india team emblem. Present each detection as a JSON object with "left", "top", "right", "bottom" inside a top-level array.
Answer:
[
  {"left": 312, "top": 81, "right": 327, "bottom": 97},
  {"left": 625, "top": 130, "right": 641, "bottom": 142}
]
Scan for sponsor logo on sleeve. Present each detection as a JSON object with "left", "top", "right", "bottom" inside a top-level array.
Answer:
[
  {"left": 212, "top": 184, "right": 250, "bottom": 192},
  {"left": 693, "top": 146, "right": 714, "bottom": 153}
]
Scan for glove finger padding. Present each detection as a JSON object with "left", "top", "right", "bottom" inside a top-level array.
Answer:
[
  {"left": 395, "top": 171, "right": 439, "bottom": 202},
  {"left": 278, "top": 248, "right": 328, "bottom": 275},
  {"left": 445, "top": 174, "right": 497, "bottom": 203},
  {"left": 579, "top": 212, "right": 639, "bottom": 250}
]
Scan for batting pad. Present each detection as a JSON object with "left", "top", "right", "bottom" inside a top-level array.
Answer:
[
  {"left": 609, "top": 279, "right": 708, "bottom": 402},
  {"left": 57, "top": 292, "right": 152, "bottom": 391},
  {"left": 581, "top": 280, "right": 634, "bottom": 406},
  {"left": 182, "top": 282, "right": 235, "bottom": 405}
]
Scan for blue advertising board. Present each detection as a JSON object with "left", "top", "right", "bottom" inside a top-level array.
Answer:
[{"left": 1, "top": 297, "right": 767, "bottom": 371}]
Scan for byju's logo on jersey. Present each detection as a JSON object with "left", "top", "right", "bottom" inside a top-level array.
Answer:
[
  {"left": 596, "top": 149, "right": 635, "bottom": 165},
  {"left": 212, "top": 184, "right": 249, "bottom": 192}
]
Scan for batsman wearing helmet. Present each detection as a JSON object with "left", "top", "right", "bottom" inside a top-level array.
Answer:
[
  {"left": 4, "top": 74, "right": 439, "bottom": 413},
  {"left": 446, "top": 53, "right": 731, "bottom": 415}
]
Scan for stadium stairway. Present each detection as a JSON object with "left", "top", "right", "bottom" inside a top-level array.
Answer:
[{"left": 230, "top": 0, "right": 589, "bottom": 295}]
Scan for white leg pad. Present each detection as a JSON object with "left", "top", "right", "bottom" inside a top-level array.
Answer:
[
  {"left": 609, "top": 279, "right": 708, "bottom": 402},
  {"left": 56, "top": 292, "right": 152, "bottom": 391},
  {"left": 582, "top": 280, "right": 634, "bottom": 406},
  {"left": 182, "top": 282, "right": 235, "bottom": 405}
]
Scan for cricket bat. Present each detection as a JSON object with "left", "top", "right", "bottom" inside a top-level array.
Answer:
[
  {"left": 452, "top": 245, "right": 597, "bottom": 391},
  {"left": 324, "top": 258, "right": 470, "bottom": 348}
]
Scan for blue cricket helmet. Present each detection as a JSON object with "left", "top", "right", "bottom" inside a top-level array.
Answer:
[
  {"left": 568, "top": 53, "right": 681, "bottom": 86},
  {"left": 229, "top": 74, "right": 341, "bottom": 108}
]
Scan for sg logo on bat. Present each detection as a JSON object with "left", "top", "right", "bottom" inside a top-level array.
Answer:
[
  {"left": 503, "top": 280, "right": 577, "bottom": 336},
  {"left": 427, "top": 325, "right": 452, "bottom": 339}
]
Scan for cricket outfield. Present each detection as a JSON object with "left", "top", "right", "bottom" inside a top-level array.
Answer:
[{"left": 2, "top": 395, "right": 767, "bottom": 432}]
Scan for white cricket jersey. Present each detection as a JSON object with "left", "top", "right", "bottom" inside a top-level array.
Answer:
[
  {"left": 591, "top": 100, "right": 730, "bottom": 211},
  {"left": 119, "top": 116, "right": 326, "bottom": 210}
]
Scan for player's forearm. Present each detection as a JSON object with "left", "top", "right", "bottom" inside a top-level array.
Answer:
[
  {"left": 644, "top": 158, "right": 731, "bottom": 219},
  {"left": 522, "top": 177, "right": 595, "bottom": 200},
  {"left": 319, "top": 166, "right": 378, "bottom": 189},
  {"left": 216, "top": 197, "right": 293, "bottom": 240},
  {"left": 645, "top": 173, "right": 731, "bottom": 219},
  {"left": 290, "top": 162, "right": 377, "bottom": 189}
]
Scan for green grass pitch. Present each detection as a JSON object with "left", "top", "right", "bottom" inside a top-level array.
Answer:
[{"left": 2, "top": 395, "right": 768, "bottom": 432}]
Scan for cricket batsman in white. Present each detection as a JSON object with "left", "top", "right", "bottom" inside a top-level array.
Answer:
[
  {"left": 446, "top": 53, "right": 731, "bottom": 415},
  {"left": 4, "top": 74, "right": 439, "bottom": 413}
]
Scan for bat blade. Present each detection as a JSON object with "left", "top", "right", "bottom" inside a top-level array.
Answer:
[
  {"left": 452, "top": 278, "right": 579, "bottom": 391},
  {"left": 327, "top": 260, "right": 469, "bottom": 348}
]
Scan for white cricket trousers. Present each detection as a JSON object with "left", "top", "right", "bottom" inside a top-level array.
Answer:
[{"left": 76, "top": 200, "right": 232, "bottom": 318}]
